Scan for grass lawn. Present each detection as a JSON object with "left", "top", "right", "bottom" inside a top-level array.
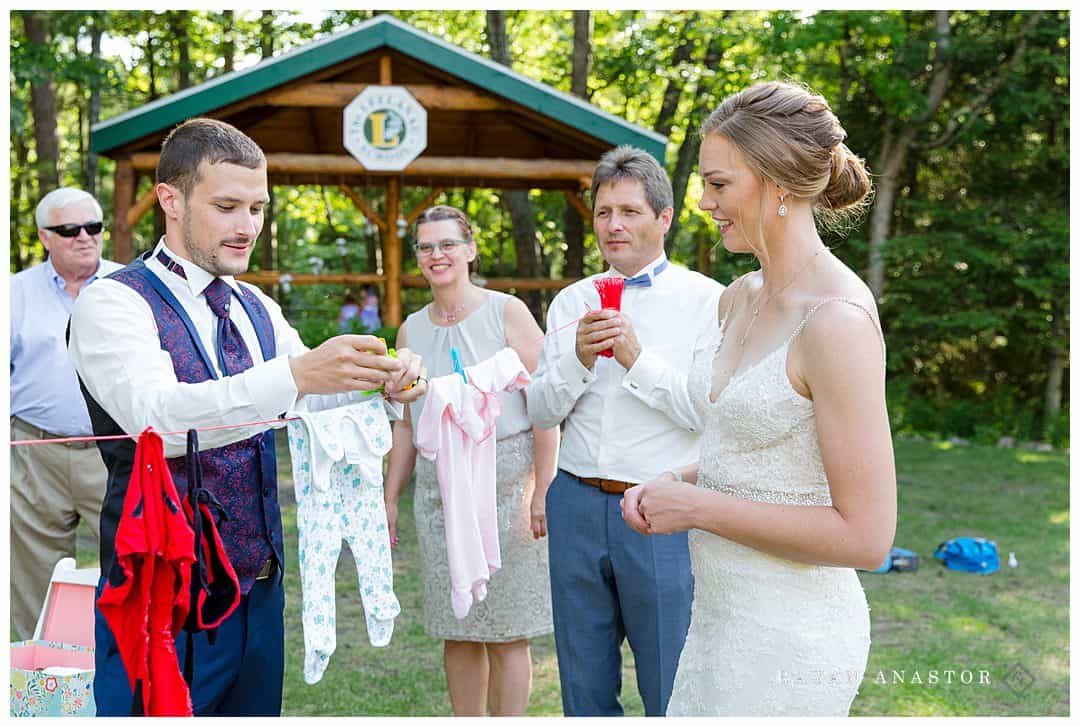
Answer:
[
  {"left": 850, "top": 439, "right": 1069, "bottom": 716},
  {"left": 72, "top": 435, "right": 1067, "bottom": 716}
]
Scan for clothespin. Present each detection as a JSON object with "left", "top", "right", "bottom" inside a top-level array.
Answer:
[{"left": 450, "top": 346, "right": 468, "bottom": 383}]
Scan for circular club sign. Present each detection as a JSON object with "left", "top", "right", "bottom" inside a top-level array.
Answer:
[{"left": 343, "top": 86, "right": 427, "bottom": 171}]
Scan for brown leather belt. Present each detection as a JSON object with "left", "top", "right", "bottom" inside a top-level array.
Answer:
[
  {"left": 11, "top": 416, "right": 97, "bottom": 450},
  {"left": 255, "top": 558, "right": 277, "bottom": 581},
  {"left": 578, "top": 476, "right": 637, "bottom": 495}
]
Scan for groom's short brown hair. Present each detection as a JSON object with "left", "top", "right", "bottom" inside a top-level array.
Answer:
[{"left": 156, "top": 118, "right": 265, "bottom": 197}]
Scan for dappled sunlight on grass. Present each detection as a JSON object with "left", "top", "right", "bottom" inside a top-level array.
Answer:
[
  {"left": 884, "top": 602, "right": 926, "bottom": 622},
  {"left": 1049, "top": 510, "right": 1068, "bottom": 526},
  {"left": 527, "top": 645, "right": 564, "bottom": 716},
  {"left": 1037, "top": 651, "right": 1069, "bottom": 679},
  {"left": 856, "top": 678, "right": 960, "bottom": 716},
  {"left": 1016, "top": 452, "right": 1064, "bottom": 464},
  {"left": 944, "top": 615, "right": 995, "bottom": 636}
]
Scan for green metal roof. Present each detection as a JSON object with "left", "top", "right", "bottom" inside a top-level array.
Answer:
[{"left": 91, "top": 14, "right": 667, "bottom": 162}]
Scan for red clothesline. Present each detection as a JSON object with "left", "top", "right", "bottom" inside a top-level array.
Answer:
[{"left": 11, "top": 307, "right": 597, "bottom": 447}]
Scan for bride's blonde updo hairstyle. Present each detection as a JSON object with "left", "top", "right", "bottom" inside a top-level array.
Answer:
[{"left": 701, "top": 81, "right": 872, "bottom": 224}]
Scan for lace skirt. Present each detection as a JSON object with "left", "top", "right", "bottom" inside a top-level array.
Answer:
[
  {"left": 667, "top": 530, "right": 871, "bottom": 716},
  {"left": 412, "top": 430, "right": 553, "bottom": 642}
]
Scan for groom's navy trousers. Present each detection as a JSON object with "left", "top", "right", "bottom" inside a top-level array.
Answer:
[
  {"left": 93, "top": 571, "right": 285, "bottom": 715},
  {"left": 547, "top": 469, "right": 693, "bottom": 716}
]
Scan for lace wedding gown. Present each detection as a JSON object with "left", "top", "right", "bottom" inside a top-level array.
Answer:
[{"left": 666, "top": 298, "right": 878, "bottom": 717}]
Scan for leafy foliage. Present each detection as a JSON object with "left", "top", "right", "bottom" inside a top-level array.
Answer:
[{"left": 9, "top": 10, "right": 1068, "bottom": 446}]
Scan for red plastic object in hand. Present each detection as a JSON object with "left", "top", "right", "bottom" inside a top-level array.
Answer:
[{"left": 593, "top": 277, "right": 624, "bottom": 358}]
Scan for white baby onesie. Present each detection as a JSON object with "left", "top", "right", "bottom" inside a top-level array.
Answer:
[{"left": 287, "top": 397, "right": 401, "bottom": 685}]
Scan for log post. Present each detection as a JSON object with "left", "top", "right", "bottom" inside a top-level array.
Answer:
[
  {"left": 405, "top": 187, "right": 446, "bottom": 225},
  {"left": 112, "top": 159, "right": 136, "bottom": 262},
  {"left": 263, "top": 83, "right": 502, "bottom": 111},
  {"left": 338, "top": 185, "right": 386, "bottom": 232},
  {"left": 562, "top": 189, "right": 593, "bottom": 226},
  {"left": 129, "top": 152, "right": 596, "bottom": 184},
  {"left": 379, "top": 52, "right": 403, "bottom": 325},
  {"left": 125, "top": 185, "right": 159, "bottom": 227},
  {"left": 385, "top": 176, "right": 403, "bottom": 326}
]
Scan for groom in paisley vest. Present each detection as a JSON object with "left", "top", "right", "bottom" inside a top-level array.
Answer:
[
  {"left": 526, "top": 146, "right": 723, "bottom": 715},
  {"left": 69, "top": 118, "right": 427, "bottom": 716}
]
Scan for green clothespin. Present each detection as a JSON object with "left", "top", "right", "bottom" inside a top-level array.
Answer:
[{"left": 368, "top": 338, "right": 403, "bottom": 395}]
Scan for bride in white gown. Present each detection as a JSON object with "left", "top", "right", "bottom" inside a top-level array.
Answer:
[{"left": 622, "top": 81, "right": 897, "bottom": 716}]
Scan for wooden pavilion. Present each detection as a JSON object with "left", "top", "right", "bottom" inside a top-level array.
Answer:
[{"left": 90, "top": 15, "right": 667, "bottom": 325}]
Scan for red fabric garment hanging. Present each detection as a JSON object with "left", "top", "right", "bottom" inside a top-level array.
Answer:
[{"left": 96, "top": 427, "right": 196, "bottom": 716}]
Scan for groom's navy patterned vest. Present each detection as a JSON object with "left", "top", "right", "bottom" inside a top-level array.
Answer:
[{"left": 81, "top": 251, "right": 283, "bottom": 594}]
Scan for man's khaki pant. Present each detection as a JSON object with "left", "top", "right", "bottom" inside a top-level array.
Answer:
[{"left": 10, "top": 417, "right": 106, "bottom": 640}]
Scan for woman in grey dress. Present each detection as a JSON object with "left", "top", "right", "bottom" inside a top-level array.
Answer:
[{"left": 383, "top": 205, "right": 559, "bottom": 716}]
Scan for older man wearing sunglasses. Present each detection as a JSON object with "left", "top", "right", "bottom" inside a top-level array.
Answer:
[{"left": 10, "top": 187, "right": 123, "bottom": 639}]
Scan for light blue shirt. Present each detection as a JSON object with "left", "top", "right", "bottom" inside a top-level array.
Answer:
[{"left": 11, "top": 256, "right": 125, "bottom": 436}]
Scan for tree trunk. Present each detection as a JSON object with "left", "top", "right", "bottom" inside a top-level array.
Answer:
[
  {"left": 838, "top": 21, "right": 855, "bottom": 102},
  {"left": 485, "top": 11, "right": 510, "bottom": 64},
  {"left": 259, "top": 11, "right": 275, "bottom": 294},
  {"left": 1043, "top": 303, "right": 1066, "bottom": 439},
  {"left": 261, "top": 11, "right": 275, "bottom": 59},
  {"left": 12, "top": 133, "right": 29, "bottom": 271},
  {"left": 221, "top": 10, "right": 235, "bottom": 73},
  {"left": 150, "top": 173, "right": 164, "bottom": 243},
  {"left": 262, "top": 189, "right": 275, "bottom": 271},
  {"left": 653, "top": 12, "right": 697, "bottom": 139},
  {"left": 666, "top": 130, "right": 701, "bottom": 255},
  {"left": 868, "top": 11, "right": 952, "bottom": 299},
  {"left": 487, "top": 10, "right": 543, "bottom": 322},
  {"left": 86, "top": 17, "right": 103, "bottom": 199},
  {"left": 173, "top": 11, "right": 192, "bottom": 90},
  {"left": 564, "top": 199, "right": 586, "bottom": 279},
  {"left": 867, "top": 126, "right": 915, "bottom": 299},
  {"left": 259, "top": 12, "right": 275, "bottom": 291},
  {"left": 365, "top": 196, "right": 378, "bottom": 273},
  {"left": 570, "top": 11, "right": 591, "bottom": 99},
  {"left": 77, "top": 102, "right": 86, "bottom": 186},
  {"left": 145, "top": 22, "right": 159, "bottom": 101},
  {"left": 666, "top": 26, "right": 727, "bottom": 251},
  {"left": 23, "top": 12, "right": 60, "bottom": 195},
  {"left": 502, "top": 194, "right": 543, "bottom": 321},
  {"left": 563, "top": 10, "right": 592, "bottom": 279}
]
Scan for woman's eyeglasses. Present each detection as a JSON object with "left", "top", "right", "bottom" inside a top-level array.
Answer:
[
  {"left": 44, "top": 221, "right": 104, "bottom": 238},
  {"left": 413, "top": 238, "right": 469, "bottom": 256}
]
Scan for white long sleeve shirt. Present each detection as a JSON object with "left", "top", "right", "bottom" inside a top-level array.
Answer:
[
  {"left": 68, "top": 238, "right": 399, "bottom": 458},
  {"left": 526, "top": 253, "right": 723, "bottom": 484}
]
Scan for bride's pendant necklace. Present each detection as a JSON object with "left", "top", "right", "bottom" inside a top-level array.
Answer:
[
  {"left": 437, "top": 300, "right": 468, "bottom": 323},
  {"left": 713, "top": 246, "right": 830, "bottom": 386},
  {"left": 738, "top": 246, "right": 828, "bottom": 347}
]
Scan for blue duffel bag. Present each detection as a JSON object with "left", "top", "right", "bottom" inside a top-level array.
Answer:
[{"left": 934, "top": 537, "right": 1000, "bottom": 575}]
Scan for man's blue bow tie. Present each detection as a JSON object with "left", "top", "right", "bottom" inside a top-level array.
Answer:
[{"left": 622, "top": 259, "right": 669, "bottom": 287}]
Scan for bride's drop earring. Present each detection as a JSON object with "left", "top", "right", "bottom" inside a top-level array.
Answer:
[{"left": 778, "top": 192, "right": 788, "bottom": 218}]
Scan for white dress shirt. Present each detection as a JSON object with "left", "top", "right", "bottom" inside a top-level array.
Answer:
[
  {"left": 11, "top": 256, "right": 123, "bottom": 436},
  {"left": 526, "top": 253, "right": 724, "bottom": 484},
  {"left": 69, "top": 238, "right": 398, "bottom": 458}
]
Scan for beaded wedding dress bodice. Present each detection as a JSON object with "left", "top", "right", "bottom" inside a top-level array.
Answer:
[{"left": 665, "top": 298, "right": 879, "bottom": 717}]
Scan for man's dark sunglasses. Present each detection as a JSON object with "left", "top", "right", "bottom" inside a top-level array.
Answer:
[{"left": 44, "top": 221, "right": 104, "bottom": 237}]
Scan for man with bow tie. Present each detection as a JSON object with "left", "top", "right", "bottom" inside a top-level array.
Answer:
[
  {"left": 68, "top": 118, "right": 426, "bottom": 716},
  {"left": 526, "top": 145, "right": 723, "bottom": 716}
]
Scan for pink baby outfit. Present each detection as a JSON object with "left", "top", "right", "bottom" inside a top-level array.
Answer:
[{"left": 415, "top": 347, "right": 531, "bottom": 619}]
